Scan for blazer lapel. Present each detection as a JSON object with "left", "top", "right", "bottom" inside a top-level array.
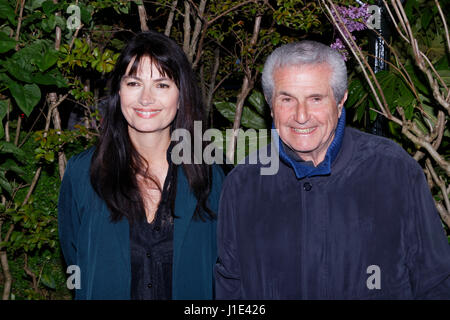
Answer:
[{"left": 173, "top": 166, "right": 196, "bottom": 271}]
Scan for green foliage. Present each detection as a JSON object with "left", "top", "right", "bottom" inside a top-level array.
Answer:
[
  {"left": 34, "top": 126, "right": 94, "bottom": 165},
  {"left": 215, "top": 90, "right": 270, "bottom": 129},
  {"left": 273, "top": 0, "right": 322, "bottom": 31},
  {"left": 58, "top": 38, "right": 120, "bottom": 73}
]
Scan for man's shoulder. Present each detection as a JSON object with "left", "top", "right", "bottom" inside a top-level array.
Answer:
[
  {"left": 345, "top": 127, "right": 419, "bottom": 169},
  {"left": 225, "top": 145, "right": 273, "bottom": 179}
]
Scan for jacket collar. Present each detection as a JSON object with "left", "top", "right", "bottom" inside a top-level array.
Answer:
[{"left": 275, "top": 107, "right": 346, "bottom": 179}]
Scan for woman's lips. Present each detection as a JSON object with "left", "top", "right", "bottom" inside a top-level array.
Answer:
[{"left": 134, "top": 109, "right": 161, "bottom": 118}]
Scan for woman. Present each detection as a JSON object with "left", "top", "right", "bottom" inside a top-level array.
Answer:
[{"left": 58, "top": 31, "right": 224, "bottom": 300}]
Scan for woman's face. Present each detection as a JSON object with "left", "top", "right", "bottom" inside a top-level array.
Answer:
[{"left": 119, "top": 56, "right": 179, "bottom": 139}]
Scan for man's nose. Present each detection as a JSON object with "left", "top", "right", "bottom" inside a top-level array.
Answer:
[
  {"left": 138, "top": 87, "right": 155, "bottom": 106},
  {"left": 294, "top": 102, "right": 310, "bottom": 124}
]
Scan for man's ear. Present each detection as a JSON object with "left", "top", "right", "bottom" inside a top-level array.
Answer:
[{"left": 338, "top": 91, "right": 348, "bottom": 116}]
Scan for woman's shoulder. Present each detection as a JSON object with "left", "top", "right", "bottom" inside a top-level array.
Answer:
[{"left": 64, "top": 146, "right": 96, "bottom": 179}]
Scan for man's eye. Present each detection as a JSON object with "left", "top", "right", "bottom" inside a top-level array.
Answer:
[{"left": 282, "top": 97, "right": 291, "bottom": 102}]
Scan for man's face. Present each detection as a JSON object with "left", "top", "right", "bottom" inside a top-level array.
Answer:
[{"left": 271, "top": 63, "right": 347, "bottom": 165}]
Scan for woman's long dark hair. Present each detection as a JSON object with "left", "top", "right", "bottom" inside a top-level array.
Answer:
[{"left": 90, "top": 31, "right": 214, "bottom": 224}]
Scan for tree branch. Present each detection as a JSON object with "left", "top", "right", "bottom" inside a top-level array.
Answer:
[
  {"left": 226, "top": 14, "right": 262, "bottom": 162},
  {"left": 137, "top": 2, "right": 149, "bottom": 31},
  {"left": 207, "top": 0, "right": 255, "bottom": 26},
  {"left": 164, "top": 0, "right": 178, "bottom": 36},
  {"left": 188, "top": 0, "right": 207, "bottom": 62},
  {"left": 205, "top": 47, "right": 220, "bottom": 115},
  {"left": 397, "top": 107, "right": 450, "bottom": 176},
  {"left": 426, "top": 159, "right": 450, "bottom": 228},
  {"left": 183, "top": 1, "right": 191, "bottom": 56},
  {"left": 14, "top": 0, "right": 25, "bottom": 51}
]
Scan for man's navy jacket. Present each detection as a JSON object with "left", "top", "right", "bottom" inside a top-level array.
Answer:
[{"left": 215, "top": 126, "right": 450, "bottom": 299}]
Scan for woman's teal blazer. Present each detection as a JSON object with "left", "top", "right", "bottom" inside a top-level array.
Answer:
[{"left": 58, "top": 148, "right": 224, "bottom": 300}]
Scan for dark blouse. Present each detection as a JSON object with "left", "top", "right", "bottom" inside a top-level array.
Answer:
[{"left": 130, "top": 160, "right": 176, "bottom": 300}]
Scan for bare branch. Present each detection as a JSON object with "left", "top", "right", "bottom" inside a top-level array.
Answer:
[
  {"left": 53, "top": 0, "right": 61, "bottom": 50},
  {"left": 207, "top": 0, "right": 255, "bottom": 26},
  {"left": 205, "top": 47, "right": 220, "bottom": 115},
  {"left": 183, "top": 1, "right": 191, "bottom": 56},
  {"left": 397, "top": 107, "right": 450, "bottom": 175},
  {"left": 164, "top": 0, "right": 178, "bottom": 36},
  {"left": 137, "top": 3, "right": 149, "bottom": 31},
  {"left": 14, "top": 0, "right": 25, "bottom": 50},
  {"left": 426, "top": 159, "right": 450, "bottom": 228},
  {"left": 0, "top": 250, "right": 12, "bottom": 300},
  {"left": 226, "top": 14, "right": 262, "bottom": 162},
  {"left": 68, "top": 23, "right": 84, "bottom": 51},
  {"left": 391, "top": 0, "right": 449, "bottom": 113},
  {"left": 188, "top": 0, "right": 207, "bottom": 62},
  {"left": 435, "top": 0, "right": 450, "bottom": 54}
]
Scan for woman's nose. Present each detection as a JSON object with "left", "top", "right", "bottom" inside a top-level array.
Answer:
[{"left": 138, "top": 88, "right": 155, "bottom": 106}]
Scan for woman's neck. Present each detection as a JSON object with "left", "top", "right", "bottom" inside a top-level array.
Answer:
[{"left": 128, "top": 127, "right": 171, "bottom": 168}]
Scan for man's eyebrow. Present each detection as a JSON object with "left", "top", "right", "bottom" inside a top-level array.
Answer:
[
  {"left": 307, "top": 93, "right": 326, "bottom": 98},
  {"left": 277, "top": 91, "right": 295, "bottom": 97}
]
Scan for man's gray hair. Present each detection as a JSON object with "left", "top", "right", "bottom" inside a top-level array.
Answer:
[{"left": 261, "top": 40, "right": 347, "bottom": 107}]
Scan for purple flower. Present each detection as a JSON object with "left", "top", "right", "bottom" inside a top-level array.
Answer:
[{"left": 330, "top": 3, "right": 370, "bottom": 60}]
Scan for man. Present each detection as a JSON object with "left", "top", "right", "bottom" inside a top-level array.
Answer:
[{"left": 215, "top": 40, "right": 450, "bottom": 299}]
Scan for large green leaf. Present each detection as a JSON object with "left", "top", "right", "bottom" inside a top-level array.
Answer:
[
  {"left": 248, "top": 91, "right": 267, "bottom": 116},
  {"left": 241, "top": 107, "right": 266, "bottom": 129},
  {"left": 437, "top": 69, "right": 450, "bottom": 86},
  {"left": 404, "top": 65, "right": 430, "bottom": 95},
  {"left": 0, "top": 171, "right": 12, "bottom": 195},
  {"left": 0, "top": 141, "right": 26, "bottom": 157},
  {"left": 215, "top": 101, "right": 266, "bottom": 129},
  {"left": 42, "top": 0, "right": 58, "bottom": 15},
  {"left": 9, "top": 81, "right": 41, "bottom": 116},
  {"left": 0, "top": 2, "right": 16, "bottom": 25},
  {"left": 4, "top": 58, "right": 34, "bottom": 83},
  {"left": 0, "top": 99, "right": 9, "bottom": 139},
  {"left": 32, "top": 69, "right": 68, "bottom": 88},
  {"left": 36, "top": 49, "right": 59, "bottom": 72},
  {"left": 40, "top": 273, "right": 56, "bottom": 290},
  {"left": 0, "top": 102, "right": 7, "bottom": 141},
  {"left": 0, "top": 32, "right": 16, "bottom": 53},
  {"left": 346, "top": 78, "right": 366, "bottom": 108},
  {"left": 215, "top": 101, "right": 236, "bottom": 123},
  {"left": 30, "top": 0, "right": 48, "bottom": 10},
  {"left": 1, "top": 159, "right": 25, "bottom": 176}
]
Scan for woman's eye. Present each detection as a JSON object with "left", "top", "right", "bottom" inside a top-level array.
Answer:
[
  {"left": 157, "top": 83, "right": 170, "bottom": 88},
  {"left": 126, "top": 81, "right": 140, "bottom": 87}
]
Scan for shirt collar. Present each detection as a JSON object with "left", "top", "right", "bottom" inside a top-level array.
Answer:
[{"left": 275, "top": 107, "right": 346, "bottom": 179}]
